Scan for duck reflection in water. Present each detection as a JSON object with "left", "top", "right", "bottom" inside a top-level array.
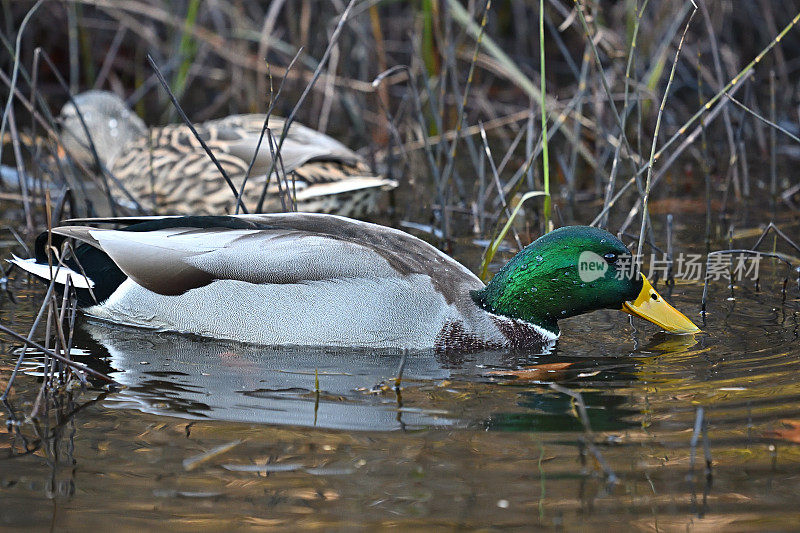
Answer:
[
  {"left": 74, "top": 320, "right": 699, "bottom": 432},
  {"left": 484, "top": 331, "right": 701, "bottom": 432}
]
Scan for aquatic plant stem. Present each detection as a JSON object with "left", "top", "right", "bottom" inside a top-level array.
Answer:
[
  {"left": 0, "top": 323, "right": 117, "bottom": 385},
  {"left": 0, "top": 0, "right": 43, "bottom": 170},
  {"left": 447, "top": 0, "right": 538, "bottom": 102},
  {"left": 479, "top": 123, "right": 522, "bottom": 249},
  {"left": 637, "top": 3, "right": 696, "bottom": 260},
  {"left": 592, "top": 8, "right": 800, "bottom": 225},
  {"left": 723, "top": 92, "right": 800, "bottom": 145},
  {"left": 601, "top": 0, "right": 650, "bottom": 228},
  {"left": 242, "top": 48, "right": 303, "bottom": 214},
  {"left": 147, "top": 54, "right": 246, "bottom": 213},
  {"left": 770, "top": 70, "right": 777, "bottom": 214},
  {"left": 5, "top": 106, "right": 33, "bottom": 231},
  {"left": 258, "top": 0, "right": 356, "bottom": 213},
  {"left": 437, "top": 0, "right": 492, "bottom": 244},
  {"left": 572, "top": 0, "right": 634, "bottom": 157},
  {"left": 1, "top": 281, "right": 56, "bottom": 401},
  {"left": 540, "top": 0, "right": 551, "bottom": 231},
  {"left": 574, "top": 0, "right": 656, "bottom": 246}
]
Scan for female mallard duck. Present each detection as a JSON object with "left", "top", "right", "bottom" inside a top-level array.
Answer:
[
  {"left": 11, "top": 215, "right": 698, "bottom": 352},
  {"left": 58, "top": 91, "right": 396, "bottom": 217}
]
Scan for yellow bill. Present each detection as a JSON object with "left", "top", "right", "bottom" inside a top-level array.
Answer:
[{"left": 621, "top": 273, "right": 700, "bottom": 334}]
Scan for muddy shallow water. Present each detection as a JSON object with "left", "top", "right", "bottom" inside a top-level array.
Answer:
[{"left": 1, "top": 213, "right": 799, "bottom": 531}]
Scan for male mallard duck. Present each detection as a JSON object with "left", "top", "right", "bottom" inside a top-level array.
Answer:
[
  {"left": 58, "top": 91, "right": 396, "bottom": 217},
  {"left": 10, "top": 215, "right": 698, "bottom": 352}
]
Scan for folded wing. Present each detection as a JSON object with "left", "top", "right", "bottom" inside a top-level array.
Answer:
[{"left": 51, "top": 217, "right": 401, "bottom": 296}]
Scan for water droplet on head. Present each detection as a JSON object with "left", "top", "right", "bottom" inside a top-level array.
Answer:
[
  {"left": 530, "top": 287, "right": 537, "bottom": 293},
  {"left": 108, "top": 118, "right": 118, "bottom": 128},
  {"left": 536, "top": 255, "right": 543, "bottom": 262},
  {"left": 561, "top": 310, "right": 567, "bottom": 315}
]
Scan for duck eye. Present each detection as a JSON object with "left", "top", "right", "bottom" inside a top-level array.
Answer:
[{"left": 603, "top": 252, "right": 618, "bottom": 264}]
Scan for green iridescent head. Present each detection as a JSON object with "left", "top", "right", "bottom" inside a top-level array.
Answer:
[{"left": 472, "top": 226, "right": 699, "bottom": 336}]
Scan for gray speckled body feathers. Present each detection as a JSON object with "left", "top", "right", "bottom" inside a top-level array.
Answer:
[{"left": 19, "top": 214, "right": 556, "bottom": 351}]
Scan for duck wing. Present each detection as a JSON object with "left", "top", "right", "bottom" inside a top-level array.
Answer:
[
  {"left": 212, "top": 115, "right": 364, "bottom": 174},
  {"left": 51, "top": 214, "right": 481, "bottom": 299}
]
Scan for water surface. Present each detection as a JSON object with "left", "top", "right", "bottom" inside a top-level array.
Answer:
[{"left": 1, "top": 214, "right": 799, "bottom": 531}]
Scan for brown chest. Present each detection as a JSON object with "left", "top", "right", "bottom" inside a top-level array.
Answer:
[{"left": 434, "top": 317, "right": 550, "bottom": 353}]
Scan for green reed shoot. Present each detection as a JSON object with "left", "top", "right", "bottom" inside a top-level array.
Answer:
[
  {"left": 421, "top": 0, "right": 437, "bottom": 77},
  {"left": 479, "top": 191, "right": 547, "bottom": 281},
  {"left": 174, "top": 0, "right": 201, "bottom": 98}
]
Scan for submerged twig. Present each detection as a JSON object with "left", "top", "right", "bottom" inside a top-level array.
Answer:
[
  {"left": 688, "top": 406, "right": 713, "bottom": 479},
  {"left": 700, "top": 249, "right": 798, "bottom": 315}
]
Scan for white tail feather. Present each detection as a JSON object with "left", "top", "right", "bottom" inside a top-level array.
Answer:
[
  {"left": 8, "top": 255, "right": 95, "bottom": 289},
  {"left": 296, "top": 177, "right": 398, "bottom": 200}
]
